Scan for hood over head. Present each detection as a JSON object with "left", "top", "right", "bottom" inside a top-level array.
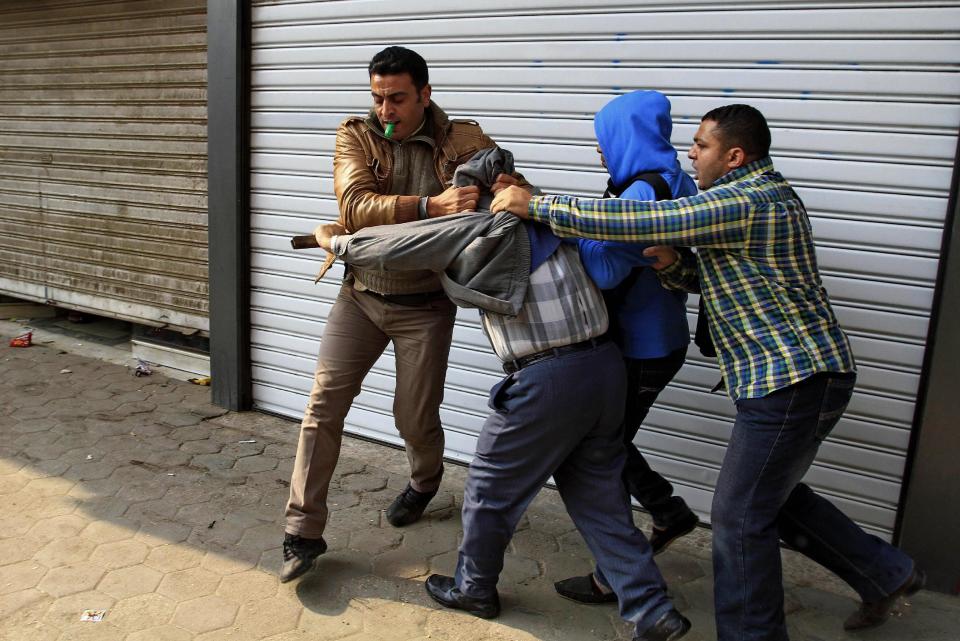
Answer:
[{"left": 594, "top": 90, "right": 681, "bottom": 189}]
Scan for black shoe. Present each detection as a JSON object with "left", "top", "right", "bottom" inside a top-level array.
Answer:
[
  {"left": 843, "top": 567, "right": 926, "bottom": 631},
  {"left": 649, "top": 510, "right": 699, "bottom": 555},
  {"left": 554, "top": 573, "right": 618, "bottom": 604},
  {"left": 634, "top": 609, "right": 691, "bottom": 641},
  {"left": 424, "top": 574, "right": 500, "bottom": 619},
  {"left": 280, "top": 533, "right": 327, "bottom": 583},
  {"left": 386, "top": 484, "right": 437, "bottom": 527}
]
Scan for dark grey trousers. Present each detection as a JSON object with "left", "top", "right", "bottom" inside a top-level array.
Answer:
[{"left": 454, "top": 341, "right": 674, "bottom": 634}]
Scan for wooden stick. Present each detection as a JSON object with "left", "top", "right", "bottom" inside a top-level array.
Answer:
[{"left": 291, "top": 235, "right": 320, "bottom": 249}]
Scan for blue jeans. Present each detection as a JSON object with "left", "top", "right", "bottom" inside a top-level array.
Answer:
[
  {"left": 712, "top": 371, "right": 914, "bottom": 641},
  {"left": 455, "top": 341, "right": 674, "bottom": 635}
]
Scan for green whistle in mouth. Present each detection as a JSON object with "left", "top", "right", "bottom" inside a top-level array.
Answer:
[{"left": 384, "top": 122, "right": 395, "bottom": 138}]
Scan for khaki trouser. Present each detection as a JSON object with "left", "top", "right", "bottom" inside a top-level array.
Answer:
[{"left": 285, "top": 282, "right": 456, "bottom": 538}]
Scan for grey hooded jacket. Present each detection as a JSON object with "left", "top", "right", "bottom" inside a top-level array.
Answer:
[{"left": 330, "top": 212, "right": 531, "bottom": 316}]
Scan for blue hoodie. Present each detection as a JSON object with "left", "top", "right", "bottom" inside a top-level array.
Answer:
[{"left": 578, "top": 91, "right": 699, "bottom": 359}]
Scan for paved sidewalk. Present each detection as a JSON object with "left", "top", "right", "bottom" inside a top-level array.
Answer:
[{"left": 1, "top": 338, "right": 957, "bottom": 641}]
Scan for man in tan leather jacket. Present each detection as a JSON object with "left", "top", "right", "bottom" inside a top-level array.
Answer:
[{"left": 282, "top": 46, "right": 529, "bottom": 583}]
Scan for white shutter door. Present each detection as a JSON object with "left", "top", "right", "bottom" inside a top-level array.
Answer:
[
  {"left": 249, "top": 0, "right": 960, "bottom": 540},
  {"left": 0, "top": 0, "right": 209, "bottom": 332}
]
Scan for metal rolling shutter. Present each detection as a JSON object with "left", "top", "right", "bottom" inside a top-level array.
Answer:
[
  {"left": 0, "top": 0, "right": 208, "bottom": 332},
  {"left": 249, "top": 0, "right": 960, "bottom": 539}
]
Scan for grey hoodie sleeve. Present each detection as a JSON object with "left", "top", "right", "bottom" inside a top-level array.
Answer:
[{"left": 333, "top": 212, "right": 532, "bottom": 315}]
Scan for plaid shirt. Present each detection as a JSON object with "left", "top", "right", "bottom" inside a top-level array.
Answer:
[
  {"left": 482, "top": 243, "right": 608, "bottom": 362},
  {"left": 528, "top": 157, "right": 855, "bottom": 400}
]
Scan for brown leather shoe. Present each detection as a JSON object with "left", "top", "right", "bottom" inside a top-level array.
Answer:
[{"left": 843, "top": 567, "right": 925, "bottom": 631}]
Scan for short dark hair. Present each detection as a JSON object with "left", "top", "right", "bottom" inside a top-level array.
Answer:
[
  {"left": 368, "top": 46, "right": 429, "bottom": 91},
  {"left": 701, "top": 104, "right": 771, "bottom": 160}
]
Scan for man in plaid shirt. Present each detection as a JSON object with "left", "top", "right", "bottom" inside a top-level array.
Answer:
[{"left": 491, "top": 104, "right": 922, "bottom": 641}]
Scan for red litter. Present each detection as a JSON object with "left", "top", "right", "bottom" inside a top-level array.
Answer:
[{"left": 9, "top": 331, "right": 32, "bottom": 347}]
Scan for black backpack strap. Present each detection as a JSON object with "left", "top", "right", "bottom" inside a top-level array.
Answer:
[
  {"left": 631, "top": 171, "right": 672, "bottom": 201},
  {"left": 602, "top": 172, "right": 674, "bottom": 316},
  {"left": 604, "top": 171, "right": 672, "bottom": 200},
  {"left": 694, "top": 296, "right": 717, "bottom": 358}
]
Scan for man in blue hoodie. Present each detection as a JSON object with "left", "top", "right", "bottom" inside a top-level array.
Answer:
[{"left": 553, "top": 91, "right": 702, "bottom": 604}]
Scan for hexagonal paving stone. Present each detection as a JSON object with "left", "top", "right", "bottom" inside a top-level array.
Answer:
[
  {"left": 234, "top": 455, "right": 279, "bottom": 474},
  {"left": 98, "top": 565, "right": 163, "bottom": 599},
  {"left": 115, "top": 401, "right": 159, "bottom": 416},
  {"left": 340, "top": 472, "right": 387, "bottom": 493},
  {"left": 36, "top": 562, "right": 105, "bottom": 598},
  {"left": 656, "top": 553, "right": 706, "bottom": 586},
  {"left": 33, "top": 537, "right": 96, "bottom": 568},
  {"left": 200, "top": 547, "right": 258, "bottom": 576},
  {"left": 217, "top": 570, "right": 278, "bottom": 603},
  {"left": 20, "top": 458, "right": 71, "bottom": 481},
  {"left": 172, "top": 594, "right": 238, "bottom": 634},
  {"left": 42, "top": 590, "right": 116, "bottom": 627},
  {"left": 235, "top": 523, "right": 282, "bottom": 555},
  {"left": 157, "top": 411, "right": 203, "bottom": 427},
  {"left": 193, "top": 628, "right": 259, "bottom": 641},
  {"left": 116, "top": 480, "right": 169, "bottom": 503},
  {"left": 510, "top": 527, "right": 559, "bottom": 558},
  {"left": 220, "top": 440, "right": 266, "bottom": 459},
  {"left": 89, "top": 539, "right": 150, "bottom": 569},
  {"left": 64, "top": 460, "right": 122, "bottom": 482},
  {"left": 0, "top": 513, "right": 36, "bottom": 539},
  {"left": 426, "top": 550, "right": 458, "bottom": 577},
  {"left": 0, "top": 560, "right": 47, "bottom": 595},
  {"left": 80, "top": 519, "right": 138, "bottom": 544},
  {"left": 191, "top": 453, "right": 236, "bottom": 472},
  {"left": 51, "top": 621, "right": 127, "bottom": 641},
  {"left": 349, "top": 528, "right": 402, "bottom": 556},
  {"left": 0, "top": 586, "right": 52, "bottom": 635},
  {"left": 145, "top": 544, "right": 204, "bottom": 573},
  {"left": 106, "top": 592, "right": 177, "bottom": 631},
  {"left": 341, "top": 575, "right": 405, "bottom": 612},
  {"left": 0, "top": 536, "right": 45, "bottom": 566},
  {"left": 135, "top": 520, "right": 193, "bottom": 547},
  {"left": 179, "top": 439, "right": 222, "bottom": 455},
  {"left": 27, "top": 514, "right": 87, "bottom": 542},
  {"left": 125, "top": 624, "right": 193, "bottom": 641},
  {"left": 398, "top": 524, "right": 458, "bottom": 558},
  {"left": 80, "top": 498, "right": 133, "bottom": 524},
  {"left": 296, "top": 604, "right": 365, "bottom": 639},
  {"left": 11, "top": 405, "right": 56, "bottom": 420},
  {"left": 234, "top": 594, "right": 302, "bottom": 638},
  {"left": 371, "top": 547, "right": 430, "bottom": 580},
  {"left": 157, "top": 567, "right": 222, "bottom": 602},
  {"left": 0, "top": 474, "right": 29, "bottom": 495},
  {"left": 68, "top": 477, "right": 121, "bottom": 500},
  {"left": 169, "top": 424, "right": 212, "bottom": 442},
  {"left": 32, "top": 495, "right": 80, "bottom": 520},
  {"left": 361, "top": 599, "right": 428, "bottom": 639}
]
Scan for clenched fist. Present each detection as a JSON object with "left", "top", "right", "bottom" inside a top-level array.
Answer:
[
  {"left": 313, "top": 222, "right": 347, "bottom": 251},
  {"left": 427, "top": 185, "right": 481, "bottom": 217}
]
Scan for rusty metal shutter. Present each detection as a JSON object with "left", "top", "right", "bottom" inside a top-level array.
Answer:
[
  {"left": 248, "top": 0, "right": 960, "bottom": 540},
  {"left": 0, "top": 0, "right": 208, "bottom": 332}
]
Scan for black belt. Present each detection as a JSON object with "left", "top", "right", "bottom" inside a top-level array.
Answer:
[
  {"left": 503, "top": 337, "right": 608, "bottom": 374},
  {"left": 361, "top": 289, "right": 447, "bottom": 306}
]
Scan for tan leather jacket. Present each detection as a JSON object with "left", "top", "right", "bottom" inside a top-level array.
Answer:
[{"left": 332, "top": 102, "right": 527, "bottom": 231}]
